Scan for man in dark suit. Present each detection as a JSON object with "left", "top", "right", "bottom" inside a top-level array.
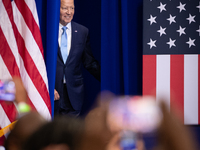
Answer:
[{"left": 54, "top": 0, "right": 100, "bottom": 116}]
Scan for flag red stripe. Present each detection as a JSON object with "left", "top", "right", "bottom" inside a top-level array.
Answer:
[
  {"left": 0, "top": 25, "right": 37, "bottom": 115},
  {"left": 143, "top": 55, "right": 156, "bottom": 96},
  {"left": 12, "top": 0, "right": 51, "bottom": 117},
  {"left": 170, "top": 55, "right": 184, "bottom": 123},
  {"left": 0, "top": 26, "right": 18, "bottom": 122},
  {"left": 198, "top": 55, "right": 200, "bottom": 124},
  {"left": 1, "top": 2, "right": 20, "bottom": 78},
  {"left": 10, "top": 0, "right": 51, "bottom": 114},
  {"left": 11, "top": 20, "right": 51, "bottom": 113},
  {"left": 0, "top": 32, "right": 19, "bottom": 77},
  {"left": 1, "top": 0, "right": 37, "bottom": 112},
  {"left": 0, "top": 102, "right": 17, "bottom": 123},
  {"left": 14, "top": 0, "right": 44, "bottom": 56}
]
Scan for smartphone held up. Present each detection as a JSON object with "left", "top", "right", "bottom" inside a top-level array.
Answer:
[
  {"left": 0, "top": 80, "right": 15, "bottom": 102},
  {"left": 107, "top": 96, "right": 162, "bottom": 134}
]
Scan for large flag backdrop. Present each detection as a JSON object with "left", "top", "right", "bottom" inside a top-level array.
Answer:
[
  {"left": 143, "top": 0, "right": 200, "bottom": 125},
  {"left": 0, "top": 0, "right": 60, "bottom": 146}
]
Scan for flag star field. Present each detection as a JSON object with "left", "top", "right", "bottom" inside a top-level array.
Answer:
[{"left": 143, "top": 0, "right": 200, "bottom": 54}]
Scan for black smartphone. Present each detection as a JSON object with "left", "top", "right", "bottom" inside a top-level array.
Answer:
[{"left": 0, "top": 80, "right": 15, "bottom": 101}]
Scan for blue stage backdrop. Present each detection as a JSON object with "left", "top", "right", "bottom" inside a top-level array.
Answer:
[
  {"left": 73, "top": 0, "right": 101, "bottom": 115},
  {"left": 101, "top": 0, "right": 143, "bottom": 95}
]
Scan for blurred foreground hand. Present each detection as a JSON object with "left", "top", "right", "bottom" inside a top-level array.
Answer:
[
  {"left": 12, "top": 77, "right": 28, "bottom": 104},
  {"left": 83, "top": 91, "right": 199, "bottom": 150},
  {"left": 155, "top": 101, "right": 198, "bottom": 150}
]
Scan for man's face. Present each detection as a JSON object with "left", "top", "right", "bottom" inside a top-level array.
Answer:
[{"left": 60, "top": 0, "right": 75, "bottom": 26}]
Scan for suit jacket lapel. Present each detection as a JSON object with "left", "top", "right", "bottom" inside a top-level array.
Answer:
[
  {"left": 66, "top": 21, "right": 77, "bottom": 64},
  {"left": 58, "top": 44, "right": 64, "bottom": 64}
]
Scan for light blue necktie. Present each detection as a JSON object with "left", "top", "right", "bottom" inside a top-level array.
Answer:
[{"left": 61, "top": 26, "right": 68, "bottom": 63}]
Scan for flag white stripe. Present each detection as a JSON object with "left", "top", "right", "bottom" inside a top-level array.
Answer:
[
  {"left": 0, "top": 1, "right": 21, "bottom": 69},
  {"left": 0, "top": 56, "right": 12, "bottom": 80},
  {"left": 0, "top": 105, "right": 11, "bottom": 131},
  {"left": 1, "top": 26, "right": 50, "bottom": 120},
  {"left": 184, "top": 55, "right": 198, "bottom": 124},
  {"left": 0, "top": 1, "right": 18, "bottom": 131},
  {"left": 156, "top": 55, "right": 171, "bottom": 108},
  {"left": 24, "top": 0, "right": 39, "bottom": 26},
  {"left": 12, "top": 2, "right": 48, "bottom": 88},
  {"left": 18, "top": 54, "right": 51, "bottom": 120},
  {"left": 0, "top": 56, "right": 14, "bottom": 130}
]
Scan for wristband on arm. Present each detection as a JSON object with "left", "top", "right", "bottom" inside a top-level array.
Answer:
[{"left": 17, "top": 102, "right": 31, "bottom": 113}]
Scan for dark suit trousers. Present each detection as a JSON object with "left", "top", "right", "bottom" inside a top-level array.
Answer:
[{"left": 54, "top": 84, "right": 80, "bottom": 117}]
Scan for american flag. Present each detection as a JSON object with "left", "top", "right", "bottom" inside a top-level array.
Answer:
[
  {"left": 0, "top": 0, "right": 51, "bottom": 145},
  {"left": 143, "top": 0, "right": 200, "bottom": 125}
]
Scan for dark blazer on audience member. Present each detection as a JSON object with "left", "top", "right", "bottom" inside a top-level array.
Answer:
[{"left": 55, "top": 21, "right": 100, "bottom": 112}]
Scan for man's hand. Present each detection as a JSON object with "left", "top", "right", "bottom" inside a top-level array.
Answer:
[{"left": 54, "top": 89, "right": 60, "bottom": 101}]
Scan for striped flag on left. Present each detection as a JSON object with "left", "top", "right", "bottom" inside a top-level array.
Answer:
[{"left": 0, "top": 0, "right": 51, "bottom": 146}]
